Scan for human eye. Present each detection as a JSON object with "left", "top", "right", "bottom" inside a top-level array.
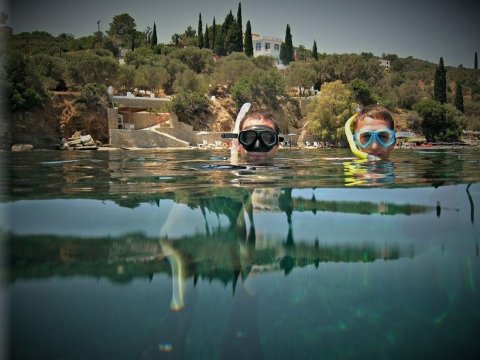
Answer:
[
  {"left": 358, "top": 131, "right": 372, "bottom": 145},
  {"left": 261, "top": 131, "right": 277, "bottom": 145}
]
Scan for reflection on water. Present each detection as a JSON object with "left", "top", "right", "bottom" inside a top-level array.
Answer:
[{"left": 2, "top": 148, "right": 480, "bottom": 359}]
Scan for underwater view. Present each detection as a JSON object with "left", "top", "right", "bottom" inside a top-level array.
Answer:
[{"left": 2, "top": 147, "right": 480, "bottom": 359}]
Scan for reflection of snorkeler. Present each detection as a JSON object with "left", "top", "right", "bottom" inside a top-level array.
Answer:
[
  {"left": 145, "top": 187, "right": 288, "bottom": 359},
  {"left": 343, "top": 159, "right": 395, "bottom": 186}
]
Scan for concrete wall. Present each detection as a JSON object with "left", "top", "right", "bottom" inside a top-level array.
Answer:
[{"left": 109, "top": 129, "right": 189, "bottom": 148}]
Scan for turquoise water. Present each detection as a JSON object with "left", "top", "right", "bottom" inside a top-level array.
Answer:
[{"left": 2, "top": 148, "right": 480, "bottom": 359}]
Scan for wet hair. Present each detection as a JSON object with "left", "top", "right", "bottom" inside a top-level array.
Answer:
[
  {"left": 239, "top": 111, "right": 280, "bottom": 134},
  {"left": 355, "top": 105, "right": 394, "bottom": 130}
]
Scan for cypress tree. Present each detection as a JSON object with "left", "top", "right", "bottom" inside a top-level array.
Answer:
[
  {"left": 211, "top": 17, "right": 216, "bottom": 51},
  {"left": 244, "top": 20, "right": 253, "bottom": 57},
  {"left": 223, "top": 10, "right": 236, "bottom": 54},
  {"left": 280, "top": 43, "right": 286, "bottom": 64},
  {"left": 281, "top": 24, "right": 294, "bottom": 65},
  {"left": 131, "top": 29, "right": 136, "bottom": 51},
  {"left": 236, "top": 2, "right": 243, "bottom": 52},
  {"left": 151, "top": 22, "right": 157, "bottom": 46},
  {"left": 198, "top": 13, "right": 204, "bottom": 49},
  {"left": 454, "top": 82, "right": 464, "bottom": 113},
  {"left": 312, "top": 40, "right": 318, "bottom": 61},
  {"left": 214, "top": 17, "right": 226, "bottom": 56},
  {"left": 433, "top": 57, "right": 447, "bottom": 104},
  {"left": 475, "top": 52, "right": 478, "bottom": 69},
  {"left": 204, "top": 23, "right": 210, "bottom": 49}
]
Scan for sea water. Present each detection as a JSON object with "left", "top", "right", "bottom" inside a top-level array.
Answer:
[{"left": 1, "top": 148, "right": 480, "bottom": 359}]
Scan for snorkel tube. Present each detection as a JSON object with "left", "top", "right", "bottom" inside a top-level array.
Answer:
[
  {"left": 345, "top": 112, "right": 380, "bottom": 161},
  {"left": 231, "top": 102, "right": 251, "bottom": 165}
]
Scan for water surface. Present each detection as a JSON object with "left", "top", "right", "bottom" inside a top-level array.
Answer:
[{"left": 2, "top": 148, "right": 480, "bottom": 359}]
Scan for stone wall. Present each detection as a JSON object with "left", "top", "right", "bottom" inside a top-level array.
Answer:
[{"left": 109, "top": 129, "right": 189, "bottom": 148}]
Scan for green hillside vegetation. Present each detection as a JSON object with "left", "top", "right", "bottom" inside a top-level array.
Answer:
[{"left": 2, "top": 8, "right": 480, "bottom": 143}]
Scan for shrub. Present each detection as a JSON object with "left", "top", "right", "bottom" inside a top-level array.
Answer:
[
  {"left": 171, "top": 91, "right": 210, "bottom": 123},
  {"left": 77, "top": 83, "right": 107, "bottom": 106}
]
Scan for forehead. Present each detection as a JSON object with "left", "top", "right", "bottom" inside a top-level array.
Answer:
[
  {"left": 242, "top": 117, "right": 274, "bottom": 130},
  {"left": 355, "top": 116, "right": 391, "bottom": 130}
]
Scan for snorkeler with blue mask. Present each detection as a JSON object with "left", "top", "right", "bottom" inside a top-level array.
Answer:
[{"left": 345, "top": 105, "right": 396, "bottom": 161}]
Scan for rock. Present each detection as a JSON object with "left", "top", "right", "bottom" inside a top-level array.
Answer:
[{"left": 11, "top": 144, "right": 34, "bottom": 152}]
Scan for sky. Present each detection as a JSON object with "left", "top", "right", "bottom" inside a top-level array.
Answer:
[{"left": 3, "top": 0, "right": 480, "bottom": 67}]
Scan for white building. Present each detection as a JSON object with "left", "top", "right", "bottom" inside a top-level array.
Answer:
[
  {"left": 251, "top": 33, "right": 283, "bottom": 65},
  {"left": 379, "top": 59, "right": 391, "bottom": 69}
]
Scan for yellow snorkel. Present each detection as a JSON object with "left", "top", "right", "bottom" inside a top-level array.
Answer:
[{"left": 344, "top": 113, "right": 381, "bottom": 161}]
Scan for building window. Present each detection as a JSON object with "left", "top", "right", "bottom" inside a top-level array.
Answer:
[
  {"left": 265, "top": 42, "right": 270, "bottom": 50},
  {"left": 256, "top": 43, "right": 261, "bottom": 51},
  {"left": 274, "top": 44, "right": 280, "bottom": 51}
]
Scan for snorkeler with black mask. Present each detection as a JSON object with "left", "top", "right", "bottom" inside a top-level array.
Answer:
[{"left": 222, "top": 109, "right": 283, "bottom": 165}]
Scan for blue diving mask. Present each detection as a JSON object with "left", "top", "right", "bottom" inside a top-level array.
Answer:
[{"left": 353, "top": 128, "right": 396, "bottom": 149}]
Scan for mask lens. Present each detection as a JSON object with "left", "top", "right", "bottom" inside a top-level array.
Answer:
[
  {"left": 356, "top": 131, "right": 373, "bottom": 147},
  {"left": 239, "top": 131, "right": 257, "bottom": 146},
  {"left": 377, "top": 130, "right": 393, "bottom": 146},
  {"left": 260, "top": 131, "right": 277, "bottom": 146}
]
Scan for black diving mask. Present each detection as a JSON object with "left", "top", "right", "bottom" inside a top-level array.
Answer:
[{"left": 222, "top": 126, "right": 283, "bottom": 152}]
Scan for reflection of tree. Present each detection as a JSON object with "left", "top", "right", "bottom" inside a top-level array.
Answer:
[
  {"left": 419, "top": 151, "right": 464, "bottom": 188},
  {"left": 7, "top": 229, "right": 410, "bottom": 285}
]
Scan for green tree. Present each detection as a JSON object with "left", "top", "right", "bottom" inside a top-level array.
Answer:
[
  {"left": 231, "top": 68, "right": 285, "bottom": 108},
  {"left": 433, "top": 57, "right": 447, "bottom": 104},
  {"left": 151, "top": 22, "right": 158, "bottom": 46},
  {"left": 108, "top": 13, "right": 136, "bottom": 48},
  {"left": 312, "top": 40, "right": 318, "bottom": 61},
  {"left": 279, "top": 43, "right": 286, "bottom": 65},
  {"left": 348, "top": 78, "right": 376, "bottom": 106},
  {"left": 6, "top": 52, "right": 48, "bottom": 111},
  {"left": 134, "top": 64, "right": 168, "bottom": 93},
  {"left": 65, "top": 50, "right": 120, "bottom": 86},
  {"left": 395, "top": 80, "right": 422, "bottom": 110},
  {"left": 295, "top": 45, "right": 309, "bottom": 61},
  {"left": 173, "top": 68, "right": 208, "bottom": 94},
  {"left": 29, "top": 54, "right": 67, "bottom": 90},
  {"left": 77, "top": 83, "right": 107, "bottom": 106},
  {"left": 171, "top": 91, "right": 210, "bottom": 125},
  {"left": 204, "top": 23, "right": 210, "bottom": 49},
  {"left": 475, "top": 52, "right": 478, "bottom": 69},
  {"left": 222, "top": 11, "right": 237, "bottom": 54},
  {"left": 235, "top": 2, "right": 243, "bottom": 52},
  {"left": 454, "top": 82, "right": 464, "bottom": 113},
  {"left": 169, "top": 47, "right": 214, "bottom": 74},
  {"left": 197, "top": 13, "right": 204, "bottom": 49},
  {"left": 211, "top": 17, "right": 216, "bottom": 51},
  {"left": 131, "top": 29, "right": 136, "bottom": 51},
  {"left": 280, "top": 24, "right": 294, "bottom": 65},
  {"left": 244, "top": 20, "right": 253, "bottom": 57},
  {"left": 171, "top": 26, "right": 197, "bottom": 47},
  {"left": 214, "top": 24, "right": 225, "bottom": 56},
  {"left": 306, "top": 80, "right": 355, "bottom": 143},
  {"left": 116, "top": 65, "right": 136, "bottom": 90},
  {"left": 413, "top": 98, "right": 461, "bottom": 142},
  {"left": 285, "top": 62, "right": 316, "bottom": 97},
  {"left": 253, "top": 55, "right": 276, "bottom": 70},
  {"left": 212, "top": 53, "right": 256, "bottom": 89},
  {"left": 163, "top": 58, "right": 188, "bottom": 94}
]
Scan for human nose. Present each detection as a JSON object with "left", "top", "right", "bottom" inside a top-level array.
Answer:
[{"left": 370, "top": 138, "right": 379, "bottom": 149}]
